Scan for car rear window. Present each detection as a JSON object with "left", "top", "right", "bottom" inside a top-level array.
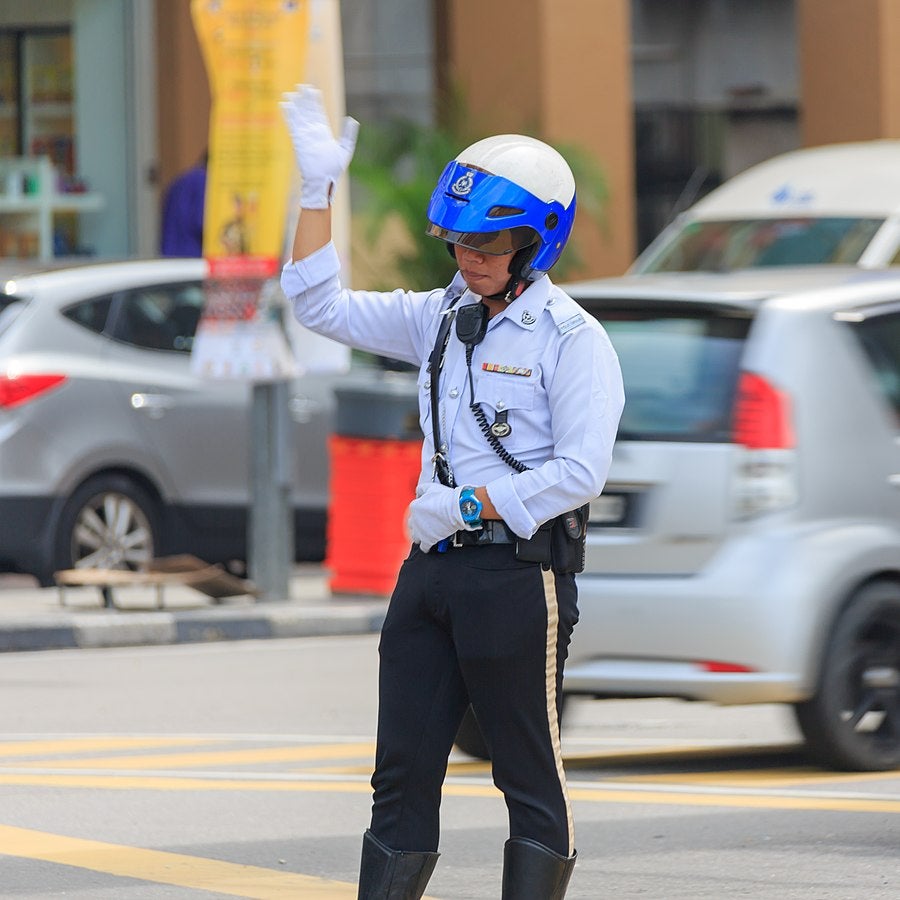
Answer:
[
  {"left": 640, "top": 217, "right": 884, "bottom": 272},
  {"left": 0, "top": 293, "right": 25, "bottom": 337},
  {"left": 847, "top": 309, "right": 900, "bottom": 424},
  {"left": 62, "top": 295, "right": 113, "bottom": 334},
  {"left": 584, "top": 300, "right": 753, "bottom": 442},
  {"left": 110, "top": 283, "right": 204, "bottom": 353}
]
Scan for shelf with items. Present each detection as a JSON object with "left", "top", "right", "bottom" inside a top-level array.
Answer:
[
  {"left": 0, "top": 32, "right": 18, "bottom": 161},
  {"left": 26, "top": 47, "right": 73, "bottom": 105},
  {"left": 0, "top": 119, "right": 16, "bottom": 160},
  {"left": 0, "top": 33, "right": 15, "bottom": 105},
  {"left": 24, "top": 32, "right": 73, "bottom": 176},
  {"left": 0, "top": 156, "right": 104, "bottom": 260},
  {"left": 28, "top": 102, "right": 73, "bottom": 118}
]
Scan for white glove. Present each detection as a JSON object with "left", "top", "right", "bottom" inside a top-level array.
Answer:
[
  {"left": 279, "top": 84, "right": 359, "bottom": 209},
  {"left": 407, "top": 484, "right": 478, "bottom": 553}
]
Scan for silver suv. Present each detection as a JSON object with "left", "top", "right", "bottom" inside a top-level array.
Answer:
[
  {"left": 562, "top": 267, "right": 900, "bottom": 771},
  {"left": 0, "top": 259, "right": 346, "bottom": 585}
]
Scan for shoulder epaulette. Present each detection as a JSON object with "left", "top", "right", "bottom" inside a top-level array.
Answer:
[{"left": 547, "top": 292, "right": 587, "bottom": 335}]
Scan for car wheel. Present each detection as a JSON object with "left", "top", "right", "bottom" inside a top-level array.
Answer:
[
  {"left": 794, "top": 580, "right": 900, "bottom": 771},
  {"left": 52, "top": 475, "right": 160, "bottom": 577}
]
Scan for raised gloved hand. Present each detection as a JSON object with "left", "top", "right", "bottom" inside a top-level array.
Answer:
[
  {"left": 280, "top": 84, "right": 359, "bottom": 209},
  {"left": 407, "top": 484, "right": 478, "bottom": 553}
]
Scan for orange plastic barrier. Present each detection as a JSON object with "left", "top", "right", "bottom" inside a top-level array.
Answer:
[{"left": 326, "top": 435, "right": 422, "bottom": 596}]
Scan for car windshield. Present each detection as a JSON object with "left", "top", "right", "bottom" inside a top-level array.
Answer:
[
  {"left": 586, "top": 301, "right": 752, "bottom": 442},
  {"left": 639, "top": 217, "right": 884, "bottom": 272}
]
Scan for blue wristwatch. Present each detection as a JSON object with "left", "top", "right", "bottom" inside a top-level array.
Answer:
[{"left": 459, "top": 486, "right": 483, "bottom": 528}]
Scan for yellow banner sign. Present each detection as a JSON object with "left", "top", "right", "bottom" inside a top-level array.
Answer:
[{"left": 191, "top": 0, "right": 309, "bottom": 262}]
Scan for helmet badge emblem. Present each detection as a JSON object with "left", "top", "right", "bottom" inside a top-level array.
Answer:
[{"left": 451, "top": 171, "right": 474, "bottom": 195}]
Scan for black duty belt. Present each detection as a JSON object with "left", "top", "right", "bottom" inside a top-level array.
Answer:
[{"left": 442, "top": 520, "right": 515, "bottom": 548}]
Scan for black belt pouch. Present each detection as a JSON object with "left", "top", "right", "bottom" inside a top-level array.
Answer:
[
  {"left": 550, "top": 504, "right": 589, "bottom": 574},
  {"left": 515, "top": 504, "right": 589, "bottom": 573},
  {"left": 515, "top": 520, "right": 553, "bottom": 565}
]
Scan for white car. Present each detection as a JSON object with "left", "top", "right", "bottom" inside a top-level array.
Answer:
[{"left": 633, "top": 141, "right": 900, "bottom": 273}]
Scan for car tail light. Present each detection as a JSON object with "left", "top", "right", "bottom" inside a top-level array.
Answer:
[
  {"left": 0, "top": 373, "right": 68, "bottom": 409},
  {"left": 698, "top": 660, "right": 756, "bottom": 673},
  {"left": 733, "top": 372, "right": 794, "bottom": 450},
  {"left": 731, "top": 371, "right": 798, "bottom": 519}
]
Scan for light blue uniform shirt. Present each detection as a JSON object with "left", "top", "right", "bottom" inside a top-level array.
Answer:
[{"left": 282, "top": 242, "right": 624, "bottom": 539}]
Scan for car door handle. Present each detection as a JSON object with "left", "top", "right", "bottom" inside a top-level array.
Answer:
[{"left": 131, "top": 393, "right": 175, "bottom": 419}]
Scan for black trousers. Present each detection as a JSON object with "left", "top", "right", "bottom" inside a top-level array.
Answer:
[{"left": 368, "top": 542, "right": 579, "bottom": 858}]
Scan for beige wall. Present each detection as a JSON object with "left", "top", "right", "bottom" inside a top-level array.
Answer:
[
  {"left": 799, "top": 0, "right": 900, "bottom": 145},
  {"left": 444, "top": 0, "right": 635, "bottom": 277},
  {"left": 154, "top": 0, "right": 635, "bottom": 277},
  {"left": 156, "top": 0, "right": 210, "bottom": 196},
  {"left": 158, "top": 0, "right": 900, "bottom": 271}
]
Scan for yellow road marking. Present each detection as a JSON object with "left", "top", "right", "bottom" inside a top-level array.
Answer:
[
  {"left": 314, "top": 748, "right": 808, "bottom": 781},
  {"left": 1, "top": 771, "right": 900, "bottom": 814},
  {"left": 0, "top": 773, "right": 376, "bottom": 793},
  {"left": 320, "top": 760, "right": 491, "bottom": 777},
  {"left": 0, "top": 737, "right": 217, "bottom": 758},
  {"left": 0, "top": 823, "right": 356, "bottom": 898},
  {"left": 624, "top": 767, "right": 900, "bottom": 788},
  {"left": 446, "top": 760, "right": 493, "bottom": 776},
  {"left": 561, "top": 743, "right": 803, "bottom": 769},
  {"left": 14, "top": 743, "right": 375, "bottom": 770},
  {"left": 565, "top": 785, "right": 900, "bottom": 813},
  {"left": 4, "top": 738, "right": 900, "bottom": 816}
]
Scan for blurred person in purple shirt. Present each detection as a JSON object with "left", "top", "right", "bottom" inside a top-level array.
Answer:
[{"left": 160, "top": 152, "right": 207, "bottom": 257}]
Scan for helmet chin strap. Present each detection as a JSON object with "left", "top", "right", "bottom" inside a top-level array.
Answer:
[
  {"left": 447, "top": 242, "right": 536, "bottom": 303},
  {"left": 485, "top": 245, "right": 535, "bottom": 303}
]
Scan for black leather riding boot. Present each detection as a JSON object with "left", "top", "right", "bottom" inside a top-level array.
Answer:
[
  {"left": 357, "top": 829, "right": 440, "bottom": 899},
  {"left": 501, "top": 837, "right": 577, "bottom": 899}
]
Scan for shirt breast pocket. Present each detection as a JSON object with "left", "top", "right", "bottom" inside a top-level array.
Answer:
[{"left": 473, "top": 377, "right": 537, "bottom": 454}]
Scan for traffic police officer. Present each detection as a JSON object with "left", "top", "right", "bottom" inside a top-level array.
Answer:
[{"left": 280, "top": 85, "right": 624, "bottom": 899}]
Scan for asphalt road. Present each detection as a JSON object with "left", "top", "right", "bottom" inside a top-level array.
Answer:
[{"left": 0, "top": 635, "right": 898, "bottom": 898}]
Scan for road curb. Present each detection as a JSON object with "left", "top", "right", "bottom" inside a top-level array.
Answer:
[
  {"left": 0, "top": 602, "right": 388, "bottom": 653},
  {"left": 0, "top": 624, "right": 80, "bottom": 653}
]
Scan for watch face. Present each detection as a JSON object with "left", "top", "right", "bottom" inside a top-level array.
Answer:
[{"left": 461, "top": 498, "right": 479, "bottom": 520}]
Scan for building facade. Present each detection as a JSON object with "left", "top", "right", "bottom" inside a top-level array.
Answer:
[{"left": 1, "top": 0, "right": 898, "bottom": 276}]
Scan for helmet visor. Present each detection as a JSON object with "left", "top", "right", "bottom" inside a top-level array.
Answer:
[{"left": 425, "top": 223, "right": 537, "bottom": 256}]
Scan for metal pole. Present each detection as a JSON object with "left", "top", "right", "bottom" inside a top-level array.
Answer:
[{"left": 249, "top": 379, "right": 294, "bottom": 602}]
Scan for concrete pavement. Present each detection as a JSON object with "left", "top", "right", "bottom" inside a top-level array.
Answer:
[{"left": 0, "top": 566, "right": 389, "bottom": 653}]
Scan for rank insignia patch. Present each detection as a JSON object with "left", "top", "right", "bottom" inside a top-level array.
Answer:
[{"left": 482, "top": 363, "right": 533, "bottom": 377}]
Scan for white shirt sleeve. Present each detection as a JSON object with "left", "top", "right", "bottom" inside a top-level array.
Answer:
[
  {"left": 281, "top": 242, "right": 440, "bottom": 365},
  {"left": 483, "top": 316, "right": 625, "bottom": 538}
]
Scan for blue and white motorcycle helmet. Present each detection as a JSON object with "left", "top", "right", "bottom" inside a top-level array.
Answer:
[{"left": 425, "top": 134, "right": 577, "bottom": 295}]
